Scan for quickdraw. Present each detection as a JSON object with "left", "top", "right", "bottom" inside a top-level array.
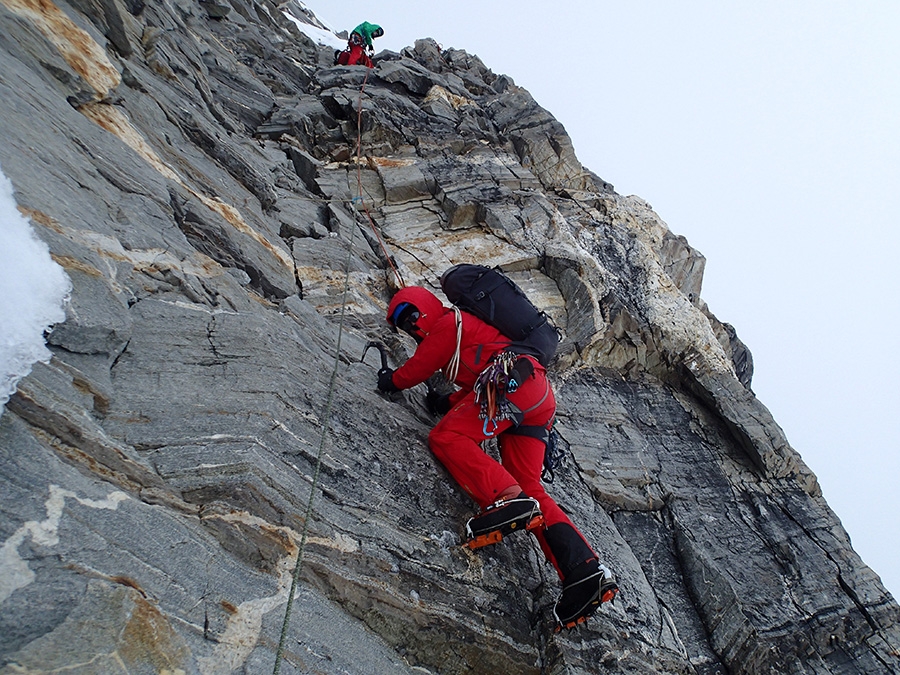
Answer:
[{"left": 473, "top": 351, "right": 520, "bottom": 433}]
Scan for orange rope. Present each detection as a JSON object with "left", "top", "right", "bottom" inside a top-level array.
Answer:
[{"left": 354, "top": 69, "right": 405, "bottom": 289}]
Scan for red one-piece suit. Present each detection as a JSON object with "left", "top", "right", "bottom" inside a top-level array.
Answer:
[{"left": 386, "top": 286, "right": 598, "bottom": 580}]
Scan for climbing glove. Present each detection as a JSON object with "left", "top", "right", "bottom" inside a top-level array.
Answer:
[
  {"left": 425, "top": 390, "right": 452, "bottom": 416},
  {"left": 377, "top": 367, "right": 399, "bottom": 393}
]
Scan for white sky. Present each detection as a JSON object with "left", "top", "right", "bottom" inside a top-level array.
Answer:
[{"left": 312, "top": 1, "right": 900, "bottom": 598}]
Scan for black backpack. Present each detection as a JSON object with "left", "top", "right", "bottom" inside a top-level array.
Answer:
[{"left": 440, "top": 264, "right": 559, "bottom": 367}]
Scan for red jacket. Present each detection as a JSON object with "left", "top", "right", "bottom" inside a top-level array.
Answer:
[{"left": 387, "top": 287, "right": 513, "bottom": 398}]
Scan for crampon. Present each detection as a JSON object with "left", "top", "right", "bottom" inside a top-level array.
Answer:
[
  {"left": 464, "top": 496, "right": 544, "bottom": 550},
  {"left": 553, "top": 562, "right": 618, "bottom": 631}
]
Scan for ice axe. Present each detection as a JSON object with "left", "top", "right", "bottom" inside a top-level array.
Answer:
[
  {"left": 362, "top": 341, "right": 444, "bottom": 412},
  {"left": 362, "top": 340, "right": 400, "bottom": 395},
  {"left": 361, "top": 340, "right": 390, "bottom": 374}
]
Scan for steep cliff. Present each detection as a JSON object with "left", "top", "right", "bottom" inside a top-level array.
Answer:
[{"left": 1, "top": 0, "right": 898, "bottom": 673}]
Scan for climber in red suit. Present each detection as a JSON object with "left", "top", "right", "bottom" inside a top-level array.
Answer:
[
  {"left": 335, "top": 22, "right": 383, "bottom": 68},
  {"left": 378, "top": 285, "right": 617, "bottom": 629}
]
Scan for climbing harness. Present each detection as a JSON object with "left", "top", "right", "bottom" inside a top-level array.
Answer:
[{"left": 541, "top": 427, "right": 566, "bottom": 483}]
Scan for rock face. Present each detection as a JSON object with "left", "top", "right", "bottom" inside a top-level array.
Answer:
[{"left": 1, "top": 0, "right": 898, "bottom": 673}]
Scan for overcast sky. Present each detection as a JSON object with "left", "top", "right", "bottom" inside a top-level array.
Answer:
[{"left": 313, "top": 1, "right": 900, "bottom": 598}]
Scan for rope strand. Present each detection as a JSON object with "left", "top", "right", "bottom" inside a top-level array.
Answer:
[
  {"left": 273, "top": 69, "right": 374, "bottom": 675},
  {"left": 443, "top": 306, "right": 462, "bottom": 383},
  {"left": 273, "top": 64, "right": 411, "bottom": 671},
  {"left": 272, "top": 197, "right": 356, "bottom": 675},
  {"left": 354, "top": 70, "right": 405, "bottom": 289}
]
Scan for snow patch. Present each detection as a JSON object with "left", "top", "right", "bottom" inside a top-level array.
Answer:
[
  {"left": 281, "top": 2, "right": 345, "bottom": 50},
  {"left": 0, "top": 164, "right": 71, "bottom": 414}
]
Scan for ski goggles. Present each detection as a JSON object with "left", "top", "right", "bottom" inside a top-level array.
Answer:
[{"left": 389, "top": 302, "right": 420, "bottom": 334}]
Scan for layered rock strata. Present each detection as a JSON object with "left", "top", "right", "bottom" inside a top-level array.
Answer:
[{"left": 1, "top": 0, "right": 898, "bottom": 673}]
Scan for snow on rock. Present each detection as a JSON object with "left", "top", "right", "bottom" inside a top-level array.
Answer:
[
  {"left": 281, "top": 0, "right": 345, "bottom": 49},
  {"left": 0, "top": 166, "right": 70, "bottom": 414}
]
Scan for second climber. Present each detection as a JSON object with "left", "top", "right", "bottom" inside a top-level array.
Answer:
[{"left": 335, "top": 21, "right": 383, "bottom": 68}]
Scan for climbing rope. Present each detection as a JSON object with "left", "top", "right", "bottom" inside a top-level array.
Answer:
[
  {"left": 271, "top": 200, "right": 356, "bottom": 675},
  {"left": 442, "top": 306, "right": 462, "bottom": 383},
  {"left": 353, "top": 69, "right": 405, "bottom": 289},
  {"left": 272, "top": 68, "right": 385, "bottom": 675}
]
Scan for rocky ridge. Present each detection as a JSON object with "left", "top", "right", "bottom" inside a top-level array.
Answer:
[{"left": 0, "top": 0, "right": 898, "bottom": 673}]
